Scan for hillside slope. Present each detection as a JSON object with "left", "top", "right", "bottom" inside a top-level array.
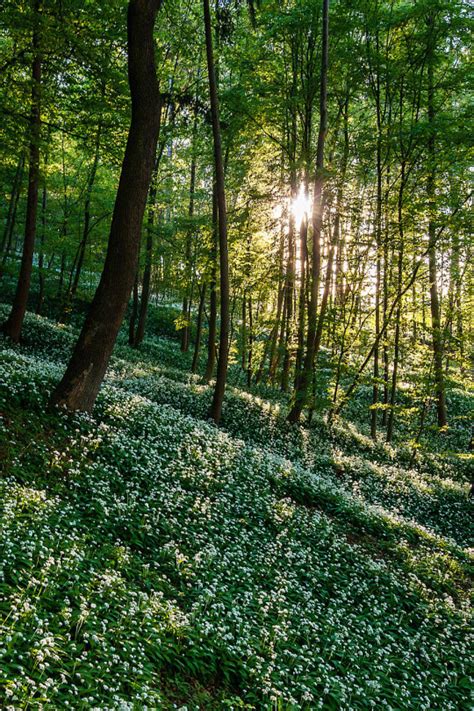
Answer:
[{"left": 1, "top": 308, "right": 472, "bottom": 710}]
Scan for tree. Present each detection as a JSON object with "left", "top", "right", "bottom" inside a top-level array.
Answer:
[
  {"left": 3, "top": 0, "right": 41, "bottom": 342},
  {"left": 204, "top": 0, "right": 230, "bottom": 425},
  {"left": 426, "top": 10, "right": 448, "bottom": 428},
  {"left": 288, "top": 0, "right": 329, "bottom": 423},
  {"left": 50, "top": 0, "right": 162, "bottom": 410}
]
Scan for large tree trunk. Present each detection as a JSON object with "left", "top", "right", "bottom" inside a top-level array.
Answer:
[
  {"left": 50, "top": 0, "right": 162, "bottom": 410},
  {"left": 287, "top": 0, "right": 328, "bottom": 423},
  {"left": 204, "top": 0, "right": 230, "bottom": 425},
  {"left": 3, "top": 0, "right": 41, "bottom": 342}
]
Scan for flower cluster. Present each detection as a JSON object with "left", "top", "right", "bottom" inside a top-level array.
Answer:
[{"left": 0, "top": 308, "right": 472, "bottom": 709}]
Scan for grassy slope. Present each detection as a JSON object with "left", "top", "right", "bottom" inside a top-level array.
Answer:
[{"left": 0, "top": 305, "right": 472, "bottom": 710}]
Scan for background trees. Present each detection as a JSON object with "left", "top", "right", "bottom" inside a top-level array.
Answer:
[{"left": 0, "top": 0, "right": 471, "bottom": 438}]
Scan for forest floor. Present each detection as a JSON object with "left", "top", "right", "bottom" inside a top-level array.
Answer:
[{"left": 0, "top": 303, "right": 472, "bottom": 710}]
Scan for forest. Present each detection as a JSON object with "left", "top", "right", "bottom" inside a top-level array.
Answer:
[{"left": 0, "top": 0, "right": 472, "bottom": 708}]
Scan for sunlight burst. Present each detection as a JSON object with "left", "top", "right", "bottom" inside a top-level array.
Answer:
[{"left": 291, "top": 185, "right": 312, "bottom": 229}]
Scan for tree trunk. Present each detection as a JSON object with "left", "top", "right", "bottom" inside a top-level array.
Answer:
[
  {"left": 293, "top": 213, "right": 308, "bottom": 390},
  {"left": 3, "top": 0, "right": 41, "bottom": 341},
  {"left": 129, "top": 270, "right": 139, "bottom": 345},
  {"left": 70, "top": 122, "right": 102, "bottom": 299},
  {"left": 50, "top": 0, "right": 162, "bottom": 410},
  {"left": 313, "top": 95, "right": 349, "bottom": 372},
  {"left": 0, "top": 152, "right": 25, "bottom": 275},
  {"left": 192, "top": 282, "right": 206, "bottom": 373},
  {"left": 381, "top": 165, "right": 391, "bottom": 427},
  {"left": 241, "top": 293, "right": 247, "bottom": 371},
  {"left": 181, "top": 89, "right": 199, "bottom": 352},
  {"left": 370, "top": 33, "right": 383, "bottom": 441},
  {"left": 204, "top": 183, "right": 218, "bottom": 381},
  {"left": 247, "top": 293, "right": 253, "bottom": 388},
  {"left": 256, "top": 227, "right": 285, "bottom": 384},
  {"left": 205, "top": 0, "right": 230, "bottom": 425},
  {"left": 36, "top": 137, "right": 49, "bottom": 315},
  {"left": 287, "top": 0, "right": 328, "bottom": 422},
  {"left": 280, "top": 186, "right": 296, "bottom": 392},
  {"left": 386, "top": 160, "right": 406, "bottom": 443},
  {"left": 427, "top": 15, "right": 447, "bottom": 428},
  {"left": 134, "top": 162, "right": 159, "bottom": 347}
]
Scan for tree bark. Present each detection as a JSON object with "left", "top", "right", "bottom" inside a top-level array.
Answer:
[{"left": 50, "top": 0, "right": 162, "bottom": 410}]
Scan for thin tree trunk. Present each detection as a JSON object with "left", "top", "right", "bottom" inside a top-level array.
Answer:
[
  {"left": 70, "top": 122, "right": 102, "bottom": 299},
  {"left": 129, "top": 270, "right": 139, "bottom": 345},
  {"left": 258, "top": 286, "right": 283, "bottom": 384},
  {"left": 0, "top": 152, "right": 25, "bottom": 274},
  {"left": 241, "top": 293, "right": 247, "bottom": 371},
  {"left": 204, "top": 183, "right": 218, "bottom": 381},
  {"left": 281, "top": 185, "right": 296, "bottom": 392},
  {"left": 247, "top": 294, "right": 253, "bottom": 387},
  {"left": 386, "top": 160, "right": 406, "bottom": 442},
  {"left": 204, "top": 0, "right": 230, "bottom": 424},
  {"left": 56, "top": 136, "right": 69, "bottom": 306},
  {"left": 36, "top": 137, "right": 49, "bottom": 315},
  {"left": 192, "top": 282, "right": 206, "bottom": 373},
  {"left": 288, "top": 0, "right": 328, "bottom": 422},
  {"left": 427, "top": 15, "right": 447, "bottom": 428},
  {"left": 3, "top": 0, "right": 41, "bottom": 341},
  {"left": 370, "top": 35, "right": 383, "bottom": 441},
  {"left": 181, "top": 85, "right": 199, "bottom": 352},
  {"left": 50, "top": 0, "right": 162, "bottom": 410},
  {"left": 313, "top": 95, "right": 349, "bottom": 372},
  {"left": 281, "top": 59, "right": 298, "bottom": 393},
  {"left": 134, "top": 165, "right": 159, "bottom": 347},
  {"left": 257, "top": 227, "right": 285, "bottom": 384},
  {"left": 57, "top": 252, "right": 66, "bottom": 298},
  {"left": 293, "top": 213, "right": 308, "bottom": 390},
  {"left": 381, "top": 165, "right": 391, "bottom": 427}
]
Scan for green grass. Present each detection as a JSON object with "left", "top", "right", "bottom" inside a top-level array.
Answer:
[{"left": 0, "top": 306, "right": 472, "bottom": 709}]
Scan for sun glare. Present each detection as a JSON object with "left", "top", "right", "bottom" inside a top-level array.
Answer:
[{"left": 291, "top": 185, "right": 312, "bottom": 229}]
